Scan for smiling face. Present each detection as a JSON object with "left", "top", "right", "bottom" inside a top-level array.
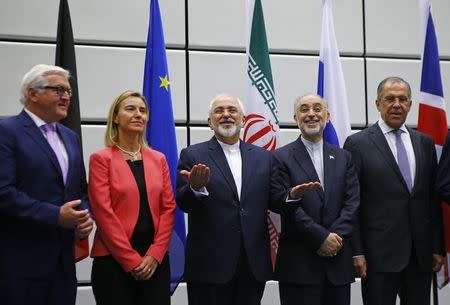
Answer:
[
  {"left": 294, "top": 95, "right": 329, "bottom": 143},
  {"left": 376, "top": 81, "right": 412, "bottom": 129},
  {"left": 208, "top": 96, "right": 244, "bottom": 144},
  {"left": 113, "top": 96, "right": 148, "bottom": 137},
  {"left": 26, "top": 73, "right": 71, "bottom": 123}
]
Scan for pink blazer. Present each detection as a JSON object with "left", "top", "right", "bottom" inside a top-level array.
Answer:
[{"left": 88, "top": 146, "right": 175, "bottom": 272}]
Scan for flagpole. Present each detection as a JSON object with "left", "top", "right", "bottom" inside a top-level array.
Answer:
[
  {"left": 143, "top": 0, "right": 186, "bottom": 294},
  {"left": 55, "top": 0, "right": 89, "bottom": 263},
  {"left": 417, "top": 0, "right": 448, "bottom": 300},
  {"left": 244, "top": 0, "right": 280, "bottom": 268}
]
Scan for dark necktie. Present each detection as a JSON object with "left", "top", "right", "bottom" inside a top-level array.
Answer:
[
  {"left": 41, "top": 123, "right": 68, "bottom": 184},
  {"left": 394, "top": 129, "right": 412, "bottom": 192}
]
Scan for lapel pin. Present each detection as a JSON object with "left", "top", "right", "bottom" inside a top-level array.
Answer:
[{"left": 329, "top": 155, "right": 334, "bottom": 159}]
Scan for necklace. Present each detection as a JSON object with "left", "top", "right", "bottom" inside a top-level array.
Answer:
[{"left": 115, "top": 144, "right": 141, "bottom": 161}]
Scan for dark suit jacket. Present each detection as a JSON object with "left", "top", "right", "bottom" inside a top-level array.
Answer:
[
  {"left": 273, "top": 137, "right": 359, "bottom": 285},
  {"left": 0, "top": 110, "right": 89, "bottom": 278},
  {"left": 344, "top": 123, "right": 444, "bottom": 273},
  {"left": 436, "top": 133, "right": 450, "bottom": 202},
  {"left": 176, "top": 137, "right": 279, "bottom": 284}
]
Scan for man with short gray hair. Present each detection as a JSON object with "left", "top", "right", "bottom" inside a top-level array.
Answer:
[
  {"left": 0, "top": 64, "right": 93, "bottom": 305},
  {"left": 177, "top": 94, "right": 279, "bottom": 305},
  {"left": 344, "top": 77, "right": 444, "bottom": 305},
  {"left": 273, "top": 94, "right": 359, "bottom": 305}
]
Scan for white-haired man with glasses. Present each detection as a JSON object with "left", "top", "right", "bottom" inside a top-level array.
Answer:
[{"left": 0, "top": 64, "right": 93, "bottom": 305}]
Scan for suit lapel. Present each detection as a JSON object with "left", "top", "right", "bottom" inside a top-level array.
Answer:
[
  {"left": 408, "top": 128, "right": 421, "bottom": 193},
  {"left": 239, "top": 141, "right": 252, "bottom": 203},
  {"left": 20, "top": 111, "right": 64, "bottom": 182},
  {"left": 369, "top": 123, "right": 410, "bottom": 192},
  {"left": 323, "top": 142, "right": 336, "bottom": 207},
  {"left": 56, "top": 124, "right": 73, "bottom": 185},
  {"left": 293, "top": 138, "right": 324, "bottom": 200},
  {"left": 208, "top": 137, "right": 239, "bottom": 200},
  {"left": 141, "top": 148, "right": 157, "bottom": 222}
]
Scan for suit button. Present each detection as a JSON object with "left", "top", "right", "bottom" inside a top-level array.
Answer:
[{"left": 240, "top": 208, "right": 244, "bottom": 214}]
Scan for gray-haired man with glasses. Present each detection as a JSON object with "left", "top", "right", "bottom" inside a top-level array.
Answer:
[{"left": 0, "top": 64, "right": 93, "bottom": 305}]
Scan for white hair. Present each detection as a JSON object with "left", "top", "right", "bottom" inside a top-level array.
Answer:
[
  {"left": 208, "top": 94, "right": 245, "bottom": 118},
  {"left": 20, "top": 64, "right": 70, "bottom": 105}
]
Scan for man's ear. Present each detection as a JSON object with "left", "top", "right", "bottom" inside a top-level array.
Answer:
[{"left": 208, "top": 118, "right": 213, "bottom": 130}]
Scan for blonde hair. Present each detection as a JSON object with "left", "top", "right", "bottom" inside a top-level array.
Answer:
[{"left": 104, "top": 90, "right": 149, "bottom": 147}]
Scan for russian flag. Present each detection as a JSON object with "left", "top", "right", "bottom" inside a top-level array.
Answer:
[
  {"left": 317, "top": 0, "right": 351, "bottom": 147},
  {"left": 417, "top": 0, "right": 449, "bottom": 289}
]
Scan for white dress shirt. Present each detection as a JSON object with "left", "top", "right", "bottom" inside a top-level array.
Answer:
[
  {"left": 378, "top": 119, "right": 416, "bottom": 187},
  {"left": 301, "top": 136, "right": 324, "bottom": 189},
  {"left": 217, "top": 139, "right": 242, "bottom": 199}
]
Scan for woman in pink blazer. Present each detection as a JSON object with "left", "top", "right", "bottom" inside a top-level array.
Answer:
[{"left": 88, "top": 90, "right": 175, "bottom": 305}]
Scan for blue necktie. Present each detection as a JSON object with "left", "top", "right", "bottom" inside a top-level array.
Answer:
[{"left": 394, "top": 129, "right": 412, "bottom": 192}]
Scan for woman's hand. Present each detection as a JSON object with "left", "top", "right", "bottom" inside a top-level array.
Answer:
[{"left": 131, "top": 255, "right": 159, "bottom": 280}]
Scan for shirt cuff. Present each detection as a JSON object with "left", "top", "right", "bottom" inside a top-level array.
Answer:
[
  {"left": 190, "top": 185, "right": 209, "bottom": 197},
  {"left": 285, "top": 193, "right": 302, "bottom": 202}
]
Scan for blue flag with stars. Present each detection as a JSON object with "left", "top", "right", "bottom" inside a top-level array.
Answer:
[{"left": 143, "top": 0, "right": 186, "bottom": 293}]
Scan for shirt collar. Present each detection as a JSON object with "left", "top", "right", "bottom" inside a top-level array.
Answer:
[
  {"left": 300, "top": 136, "right": 323, "bottom": 150},
  {"left": 217, "top": 138, "right": 240, "bottom": 152},
  {"left": 24, "top": 107, "right": 54, "bottom": 129},
  {"left": 378, "top": 117, "right": 408, "bottom": 135}
]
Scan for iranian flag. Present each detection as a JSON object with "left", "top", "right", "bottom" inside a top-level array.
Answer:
[
  {"left": 244, "top": 0, "right": 280, "bottom": 267},
  {"left": 417, "top": 0, "right": 449, "bottom": 288}
]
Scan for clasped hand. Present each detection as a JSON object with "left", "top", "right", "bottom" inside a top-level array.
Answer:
[
  {"left": 59, "top": 199, "right": 93, "bottom": 239},
  {"left": 317, "top": 233, "right": 342, "bottom": 257},
  {"left": 131, "top": 256, "right": 159, "bottom": 281}
]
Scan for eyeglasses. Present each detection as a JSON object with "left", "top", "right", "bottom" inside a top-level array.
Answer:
[
  {"left": 381, "top": 95, "right": 410, "bottom": 105},
  {"left": 39, "top": 86, "right": 72, "bottom": 97}
]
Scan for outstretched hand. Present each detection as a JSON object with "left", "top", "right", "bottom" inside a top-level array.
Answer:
[
  {"left": 290, "top": 182, "right": 321, "bottom": 199},
  {"left": 180, "top": 163, "right": 210, "bottom": 191}
]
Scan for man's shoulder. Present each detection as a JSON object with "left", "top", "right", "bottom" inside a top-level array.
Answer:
[
  {"left": 0, "top": 113, "right": 24, "bottom": 129},
  {"left": 347, "top": 127, "right": 372, "bottom": 140},
  {"left": 324, "top": 141, "right": 350, "bottom": 157},
  {"left": 409, "top": 128, "right": 433, "bottom": 143},
  {"left": 182, "top": 140, "right": 210, "bottom": 153},
  {"left": 274, "top": 140, "right": 297, "bottom": 157},
  {"left": 0, "top": 114, "right": 27, "bottom": 141},
  {"left": 241, "top": 141, "right": 270, "bottom": 155},
  {"left": 56, "top": 122, "right": 76, "bottom": 134}
]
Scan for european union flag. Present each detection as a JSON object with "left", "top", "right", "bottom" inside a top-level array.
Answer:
[{"left": 143, "top": 0, "right": 186, "bottom": 293}]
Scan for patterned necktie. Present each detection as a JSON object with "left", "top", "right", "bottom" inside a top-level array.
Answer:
[
  {"left": 394, "top": 129, "right": 412, "bottom": 192},
  {"left": 41, "top": 123, "right": 68, "bottom": 184}
]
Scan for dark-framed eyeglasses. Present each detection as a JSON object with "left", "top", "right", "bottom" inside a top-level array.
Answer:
[{"left": 39, "top": 86, "right": 72, "bottom": 97}]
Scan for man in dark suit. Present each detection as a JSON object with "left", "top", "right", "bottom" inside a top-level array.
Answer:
[
  {"left": 343, "top": 77, "right": 445, "bottom": 305},
  {"left": 176, "top": 94, "right": 278, "bottom": 305},
  {"left": 0, "top": 64, "right": 93, "bottom": 305},
  {"left": 273, "top": 94, "right": 360, "bottom": 305},
  {"left": 437, "top": 134, "right": 450, "bottom": 202}
]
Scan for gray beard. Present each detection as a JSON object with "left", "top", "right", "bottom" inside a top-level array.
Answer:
[
  {"left": 299, "top": 122, "right": 324, "bottom": 138},
  {"left": 216, "top": 125, "right": 240, "bottom": 138}
]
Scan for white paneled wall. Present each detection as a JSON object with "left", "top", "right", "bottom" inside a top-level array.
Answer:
[{"left": 1, "top": 0, "right": 450, "bottom": 304}]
